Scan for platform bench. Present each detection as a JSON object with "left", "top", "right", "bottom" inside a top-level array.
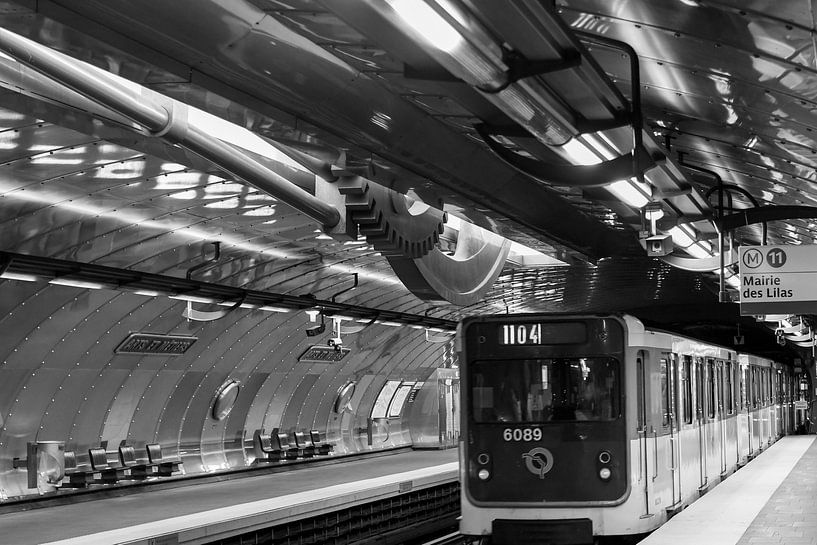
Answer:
[
  {"left": 310, "top": 430, "right": 334, "bottom": 455},
  {"left": 118, "top": 445, "right": 154, "bottom": 479},
  {"left": 88, "top": 447, "right": 129, "bottom": 484},
  {"left": 145, "top": 443, "right": 181, "bottom": 476},
  {"left": 59, "top": 451, "right": 92, "bottom": 488},
  {"left": 293, "top": 431, "right": 316, "bottom": 458},
  {"left": 252, "top": 430, "right": 283, "bottom": 463}
]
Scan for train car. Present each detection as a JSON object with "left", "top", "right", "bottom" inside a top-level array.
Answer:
[{"left": 458, "top": 313, "right": 794, "bottom": 545}]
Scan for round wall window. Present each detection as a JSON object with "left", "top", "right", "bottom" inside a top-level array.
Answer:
[{"left": 212, "top": 379, "right": 240, "bottom": 420}]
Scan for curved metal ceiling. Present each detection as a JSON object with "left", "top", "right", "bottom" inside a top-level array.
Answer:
[{"left": 2, "top": 0, "right": 815, "bottom": 504}]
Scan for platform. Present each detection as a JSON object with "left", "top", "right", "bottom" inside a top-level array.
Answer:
[
  {"left": 0, "top": 448, "right": 459, "bottom": 545},
  {"left": 640, "top": 435, "right": 817, "bottom": 545}
]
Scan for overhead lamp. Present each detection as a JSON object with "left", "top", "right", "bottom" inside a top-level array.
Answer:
[
  {"left": 379, "top": 0, "right": 572, "bottom": 145},
  {"left": 258, "top": 305, "right": 291, "bottom": 313},
  {"left": 0, "top": 271, "right": 38, "bottom": 282},
  {"left": 389, "top": 0, "right": 463, "bottom": 52},
  {"left": 305, "top": 309, "right": 321, "bottom": 322},
  {"left": 132, "top": 289, "right": 161, "bottom": 297},
  {"left": 608, "top": 178, "right": 650, "bottom": 208},
  {"left": 560, "top": 138, "right": 603, "bottom": 165},
  {"left": 217, "top": 301, "right": 257, "bottom": 310},
  {"left": 49, "top": 278, "right": 105, "bottom": 289},
  {"left": 668, "top": 225, "right": 713, "bottom": 259},
  {"left": 668, "top": 225, "right": 696, "bottom": 247},
  {"left": 168, "top": 294, "right": 219, "bottom": 304},
  {"left": 377, "top": 320, "right": 403, "bottom": 327}
]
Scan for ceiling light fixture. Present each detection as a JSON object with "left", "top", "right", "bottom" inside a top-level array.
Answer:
[
  {"left": 607, "top": 178, "right": 650, "bottom": 208},
  {"left": 49, "top": 278, "right": 105, "bottom": 289},
  {"left": 380, "top": 0, "right": 572, "bottom": 145},
  {"left": 0, "top": 271, "right": 38, "bottom": 282}
]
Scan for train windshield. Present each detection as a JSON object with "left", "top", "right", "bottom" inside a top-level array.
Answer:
[{"left": 471, "top": 357, "right": 620, "bottom": 423}]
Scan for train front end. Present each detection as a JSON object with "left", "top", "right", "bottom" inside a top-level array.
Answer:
[{"left": 459, "top": 314, "right": 630, "bottom": 545}]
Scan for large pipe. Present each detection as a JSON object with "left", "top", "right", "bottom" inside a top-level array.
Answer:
[{"left": 0, "top": 27, "right": 341, "bottom": 228}]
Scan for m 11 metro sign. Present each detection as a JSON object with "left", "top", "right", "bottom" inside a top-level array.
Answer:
[{"left": 738, "top": 245, "right": 817, "bottom": 315}]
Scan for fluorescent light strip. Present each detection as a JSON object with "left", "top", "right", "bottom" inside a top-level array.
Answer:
[
  {"left": 168, "top": 294, "right": 219, "bottom": 304},
  {"left": 607, "top": 179, "right": 649, "bottom": 208},
  {"left": 258, "top": 305, "right": 291, "bottom": 313},
  {"left": 132, "top": 289, "right": 161, "bottom": 296},
  {"left": 0, "top": 272, "right": 38, "bottom": 282},
  {"left": 669, "top": 225, "right": 696, "bottom": 247},
  {"left": 217, "top": 301, "right": 258, "bottom": 310},
  {"left": 49, "top": 278, "right": 105, "bottom": 289},
  {"left": 389, "top": 0, "right": 462, "bottom": 52},
  {"left": 560, "top": 138, "right": 602, "bottom": 165}
]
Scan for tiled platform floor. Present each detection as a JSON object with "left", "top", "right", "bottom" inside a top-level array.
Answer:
[{"left": 641, "top": 435, "right": 817, "bottom": 545}]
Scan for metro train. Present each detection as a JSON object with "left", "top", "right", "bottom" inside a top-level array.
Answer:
[{"left": 457, "top": 314, "right": 796, "bottom": 545}]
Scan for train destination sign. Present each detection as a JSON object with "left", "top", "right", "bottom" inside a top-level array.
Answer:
[
  {"left": 496, "top": 321, "right": 587, "bottom": 345},
  {"left": 738, "top": 245, "right": 817, "bottom": 315}
]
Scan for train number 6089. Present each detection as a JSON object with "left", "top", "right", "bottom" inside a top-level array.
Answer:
[{"left": 502, "top": 428, "right": 542, "bottom": 441}]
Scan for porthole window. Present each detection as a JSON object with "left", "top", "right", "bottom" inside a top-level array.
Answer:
[
  {"left": 212, "top": 379, "right": 240, "bottom": 420},
  {"left": 334, "top": 381, "right": 356, "bottom": 413}
]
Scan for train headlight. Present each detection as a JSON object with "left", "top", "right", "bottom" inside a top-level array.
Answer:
[
  {"left": 599, "top": 467, "right": 612, "bottom": 480},
  {"left": 598, "top": 451, "right": 612, "bottom": 464},
  {"left": 478, "top": 468, "right": 491, "bottom": 481}
]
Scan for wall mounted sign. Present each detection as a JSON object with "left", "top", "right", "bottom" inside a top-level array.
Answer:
[
  {"left": 298, "top": 345, "right": 351, "bottom": 363},
  {"left": 115, "top": 333, "right": 198, "bottom": 355},
  {"left": 738, "top": 245, "right": 817, "bottom": 315}
]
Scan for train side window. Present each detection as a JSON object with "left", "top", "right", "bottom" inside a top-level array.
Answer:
[
  {"left": 751, "top": 367, "right": 758, "bottom": 408},
  {"left": 660, "top": 356, "right": 670, "bottom": 427},
  {"left": 695, "top": 358, "right": 704, "bottom": 421},
  {"left": 767, "top": 369, "right": 773, "bottom": 405},
  {"left": 682, "top": 356, "right": 693, "bottom": 424},
  {"left": 637, "top": 352, "right": 646, "bottom": 431},
  {"left": 725, "top": 361, "right": 734, "bottom": 414},
  {"left": 707, "top": 359, "right": 716, "bottom": 419}
]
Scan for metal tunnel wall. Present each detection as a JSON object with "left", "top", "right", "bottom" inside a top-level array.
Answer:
[{"left": 0, "top": 278, "right": 451, "bottom": 499}]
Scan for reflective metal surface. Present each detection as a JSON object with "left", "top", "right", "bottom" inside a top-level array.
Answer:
[{"left": 0, "top": 0, "right": 811, "bottom": 501}]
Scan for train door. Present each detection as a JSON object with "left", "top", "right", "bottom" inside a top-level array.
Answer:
[
  {"left": 715, "top": 362, "right": 726, "bottom": 476},
  {"left": 695, "top": 357, "right": 708, "bottom": 491},
  {"left": 742, "top": 363, "right": 752, "bottom": 457},
  {"left": 705, "top": 359, "right": 720, "bottom": 483},
  {"left": 636, "top": 351, "right": 654, "bottom": 517},
  {"left": 774, "top": 369, "right": 782, "bottom": 437},
  {"left": 662, "top": 353, "right": 682, "bottom": 509}
]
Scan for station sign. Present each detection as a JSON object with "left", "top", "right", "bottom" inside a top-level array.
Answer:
[
  {"left": 298, "top": 345, "right": 350, "bottom": 363},
  {"left": 738, "top": 245, "right": 817, "bottom": 315},
  {"left": 115, "top": 333, "right": 198, "bottom": 355}
]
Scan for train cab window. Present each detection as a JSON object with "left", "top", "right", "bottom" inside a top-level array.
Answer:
[
  {"left": 707, "top": 359, "right": 716, "bottom": 419},
  {"left": 470, "top": 357, "right": 620, "bottom": 423},
  {"left": 725, "top": 361, "right": 734, "bottom": 414},
  {"left": 682, "top": 356, "right": 693, "bottom": 424}
]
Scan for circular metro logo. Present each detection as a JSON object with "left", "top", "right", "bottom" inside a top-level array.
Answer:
[{"left": 741, "top": 248, "right": 763, "bottom": 269}]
